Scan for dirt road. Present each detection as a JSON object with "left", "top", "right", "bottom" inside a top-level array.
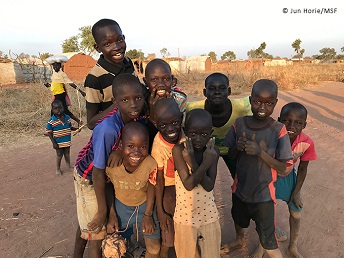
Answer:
[{"left": 1, "top": 82, "right": 343, "bottom": 258}]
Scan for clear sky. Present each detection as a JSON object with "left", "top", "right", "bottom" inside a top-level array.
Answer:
[{"left": 1, "top": 0, "right": 343, "bottom": 60}]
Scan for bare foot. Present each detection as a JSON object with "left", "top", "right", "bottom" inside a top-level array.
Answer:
[
  {"left": 220, "top": 238, "right": 246, "bottom": 254},
  {"left": 287, "top": 246, "right": 304, "bottom": 258},
  {"left": 250, "top": 244, "right": 265, "bottom": 258},
  {"left": 56, "top": 169, "right": 62, "bottom": 175}
]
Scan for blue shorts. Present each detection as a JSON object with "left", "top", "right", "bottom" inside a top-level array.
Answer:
[
  {"left": 114, "top": 198, "right": 160, "bottom": 240},
  {"left": 274, "top": 167, "right": 302, "bottom": 212}
]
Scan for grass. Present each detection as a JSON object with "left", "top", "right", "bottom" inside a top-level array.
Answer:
[{"left": 1, "top": 63, "right": 343, "bottom": 146}]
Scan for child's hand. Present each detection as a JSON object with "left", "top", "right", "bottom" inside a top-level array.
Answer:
[
  {"left": 289, "top": 191, "right": 303, "bottom": 209},
  {"left": 106, "top": 213, "right": 119, "bottom": 234},
  {"left": 157, "top": 211, "right": 173, "bottom": 233},
  {"left": 203, "top": 137, "right": 217, "bottom": 164},
  {"left": 243, "top": 134, "right": 262, "bottom": 156},
  {"left": 149, "top": 88, "right": 161, "bottom": 108},
  {"left": 53, "top": 142, "right": 59, "bottom": 149},
  {"left": 182, "top": 137, "right": 194, "bottom": 166},
  {"left": 107, "top": 150, "right": 123, "bottom": 168},
  {"left": 142, "top": 215, "right": 155, "bottom": 235},
  {"left": 87, "top": 211, "right": 106, "bottom": 233},
  {"left": 237, "top": 132, "right": 247, "bottom": 151}
]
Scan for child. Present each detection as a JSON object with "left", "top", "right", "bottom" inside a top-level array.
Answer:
[
  {"left": 73, "top": 73, "right": 145, "bottom": 258},
  {"left": 172, "top": 109, "right": 221, "bottom": 258},
  {"left": 186, "top": 72, "right": 251, "bottom": 178},
  {"left": 84, "top": 18, "right": 136, "bottom": 129},
  {"left": 46, "top": 99, "right": 77, "bottom": 175},
  {"left": 222, "top": 79, "right": 293, "bottom": 258},
  {"left": 44, "top": 61, "right": 84, "bottom": 126},
  {"left": 274, "top": 102, "right": 317, "bottom": 258},
  {"left": 143, "top": 58, "right": 187, "bottom": 150},
  {"left": 106, "top": 122, "right": 161, "bottom": 257},
  {"left": 150, "top": 98, "right": 184, "bottom": 258}
]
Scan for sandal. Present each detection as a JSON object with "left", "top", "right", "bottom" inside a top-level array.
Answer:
[{"left": 126, "top": 242, "right": 146, "bottom": 258}]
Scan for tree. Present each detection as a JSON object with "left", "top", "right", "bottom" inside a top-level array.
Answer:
[
  {"left": 0, "top": 51, "right": 2, "bottom": 58},
  {"left": 79, "top": 26, "right": 95, "bottom": 55},
  {"left": 221, "top": 51, "right": 236, "bottom": 61},
  {"left": 341, "top": 44, "right": 344, "bottom": 53},
  {"left": 319, "top": 48, "right": 337, "bottom": 61},
  {"left": 247, "top": 42, "right": 272, "bottom": 59},
  {"left": 160, "top": 48, "right": 168, "bottom": 57},
  {"left": 208, "top": 51, "right": 217, "bottom": 62},
  {"left": 62, "top": 36, "right": 80, "bottom": 53},
  {"left": 292, "top": 39, "right": 305, "bottom": 60},
  {"left": 126, "top": 49, "right": 145, "bottom": 60},
  {"left": 146, "top": 53, "right": 156, "bottom": 60},
  {"left": 39, "top": 53, "right": 53, "bottom": 60}
]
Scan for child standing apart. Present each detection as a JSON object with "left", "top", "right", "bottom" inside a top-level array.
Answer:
[
  {"left": 46, "top": 99, "right": 77, "bottom": 175},
  {"left": 222, "top": 79, "right": 293, "bottom": 258},
  {"left": 85, "top": 18, "right": 136, "bottom": 129},
  {"left": 150, "top": 98, "right": 184, "bottom": 257},
  {"left": 274, "top": 102, "right": 316, "bottom": 258},
  {"left": 73, "top": 74, "right": 145, "bottom": 258},
  {"left": 106, "top": 122, "right": 161, "bottom": 257},
  {"left": 186, "top": 72, "right": 251, "bottom": 178},
  {"left": 44, "top": 62, "right": 84, "bottom": 126},
  {"left": 172, "top": 109, "right": 221, "bottom": 258}
]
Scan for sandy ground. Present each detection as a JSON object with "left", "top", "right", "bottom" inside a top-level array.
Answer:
[{"left": 0, "top": 82, "right": 343, "bottom": 258}]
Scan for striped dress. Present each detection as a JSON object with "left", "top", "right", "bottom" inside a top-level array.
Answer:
[{"left": 46, "top": 114, "right": 72, "bottom": 148}]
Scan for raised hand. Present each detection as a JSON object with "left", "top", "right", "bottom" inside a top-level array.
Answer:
[
  {"left": 237, "top": 132, "right": 247, "bottom": 151},
  {"left": 244, "top": 134, "right": 261, "bottom": 156},
  {"left": 182, "top": 137, "right": 194, "bottom": 167},
  {"left": 203, "top": 137, "right": 217, "bottom": 165}
]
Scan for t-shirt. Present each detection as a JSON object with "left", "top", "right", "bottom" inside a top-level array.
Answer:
[
  {"left": 174, "top": 165, "right": 219, "bottom": 228},
  {"left": 46, "top": 114, "right": 72, "bottom": 148},
  {"left": 74, "top": 107, "right": 123, "bottom": 181},
  {"left": 151, "top": 130, "right": 186, "bottom": 186},
  {"left": 50, "top": 70, "right": 73, "bottom": 95},
  {"left": 106, "top": 155, "right": 157, "bottom": 206},
  {"left": 284, "top": 131, "right": 317, "bottom": 175},
  {"left": 186, "top": 96, "right": 251, "bottom": 155},
  {"left": 223, "top": 116, "right": 293, "bottom": 203},
  {"left": 84, "top": 55, "right": 135, "bottom": 112}
]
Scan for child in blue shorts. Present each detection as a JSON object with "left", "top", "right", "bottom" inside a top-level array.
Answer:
[
  {"left": 106, "top": 122, "right": 161, "bottom": 257},
  {"left": 274, "top": 102, "right": 317, "bottom": 257}
]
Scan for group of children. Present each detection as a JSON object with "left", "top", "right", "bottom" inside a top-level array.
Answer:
[{"left": 45, "top": 18, "right": 317, "bottom": 258}]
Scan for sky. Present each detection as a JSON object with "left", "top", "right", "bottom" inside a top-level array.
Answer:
[{"left": 1, "top": 0, "right": 343, "bottom": 60}]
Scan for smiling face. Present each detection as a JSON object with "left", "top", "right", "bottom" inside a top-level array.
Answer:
[
  {"left": 155, "top": 104, "right": 182, "bottom": 144},
  {"left": 279, "top": 108, "right": 307, "bottom": 143},
  {"left": 121, "top": 124, "right": 149, "bottom": 173},
  {"left": 94, "top": 24, "right": 126, "bottom": 65},
  {"left": 204, "top": 73, "right": 230, "bottom": 105},
  {"left": 113, "top": 84, "right": 145, "bottom": 124},
  {"left": 144, "top": 59, "right": 173, "bottom": 97},
  {"left": 250, "top": 80, "right": 278, "bottom": 120}
]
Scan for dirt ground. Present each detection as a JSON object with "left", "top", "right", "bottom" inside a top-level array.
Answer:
[{"left": 0, "top": 82, "right": 343, "bottom": 258}]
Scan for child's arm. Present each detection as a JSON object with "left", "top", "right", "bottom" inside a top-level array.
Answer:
[
  {"left": 244, "top": 133, "right": 287, "bottom": 173},
  {"left": 289, "top": 160, "right": 309, "bottom": 209},
  {"left": 87, "top": 103, "right": 117, "bottom": 130},
  {"left": 172, "top": 138, "right": 218, "bottom": 191},
  {"left": 142, "top": 182, "right": 156, "bottom": 235},
  {"left": 87, "top": 167, "right": 107, "bottom": 233},
  {"left": 106, "top": 182, "right": 119, "bottom": 234},
  {"left": 155, "top": 169, "right": 172, "bottom": 232},
  {"left": 47, "top": 132, "right": 59, "bottom": 149}
]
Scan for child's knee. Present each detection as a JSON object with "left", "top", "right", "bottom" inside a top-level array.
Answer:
[
  {"left": 144, "top": 238, "right": 161, "bottom": 255},
  {"left": 290, "top": 209, "right": 302, "bottom": 220}
]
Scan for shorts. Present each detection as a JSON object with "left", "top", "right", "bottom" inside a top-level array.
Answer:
[
  {"left": 274, "top": 167, "right": 302, "bottom": 212},
  {"left": 174, "top": 220, "right": 221, "bottom": 258},
  {"left": 231, "top": 194, "right": 278, "bottom": 250},
  {"left": 115, "top": 198, "right": 160, "bottom": 240},
  {"left": 73, "top": 168, "right": 107, "bottom": 240},
  {"left": 161, "top": 185, "right": 176, "bottom": 247}
]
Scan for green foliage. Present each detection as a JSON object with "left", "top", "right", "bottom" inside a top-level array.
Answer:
[
  {"left": 79, "top": 26, "right": 95, "bottom": 55},
  {"left": 146, "top": 53, "right": 156, "bottom": 60},
  {"left": 247, "top": 42, "right": 271, "bottom": 59},
  {"left": 39, "top": 53, "right": 53, "bottom": 60},
  {"left": 341, "top": 44, "right": 344, "bottom": 53},
  {"left": 126, "top": 49, "right": 145, "bottom": 60},
  {"left": 292, "top": 39, "right": 305, "bottom": 59},
  {"left": 208, "top": 51, "right": 217, "bottom": 62},
  {"left": 160, "top": 47, "right": 170, "bottom": 57},
  {"left": 221, "top": 51, "right": 236, "bottom": 61},
  {"left": 319, "top": 48, "right": 337, "bottom": 61},
  {"left": 62, "top": 36, "right": 80, "bottom": 53}
]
